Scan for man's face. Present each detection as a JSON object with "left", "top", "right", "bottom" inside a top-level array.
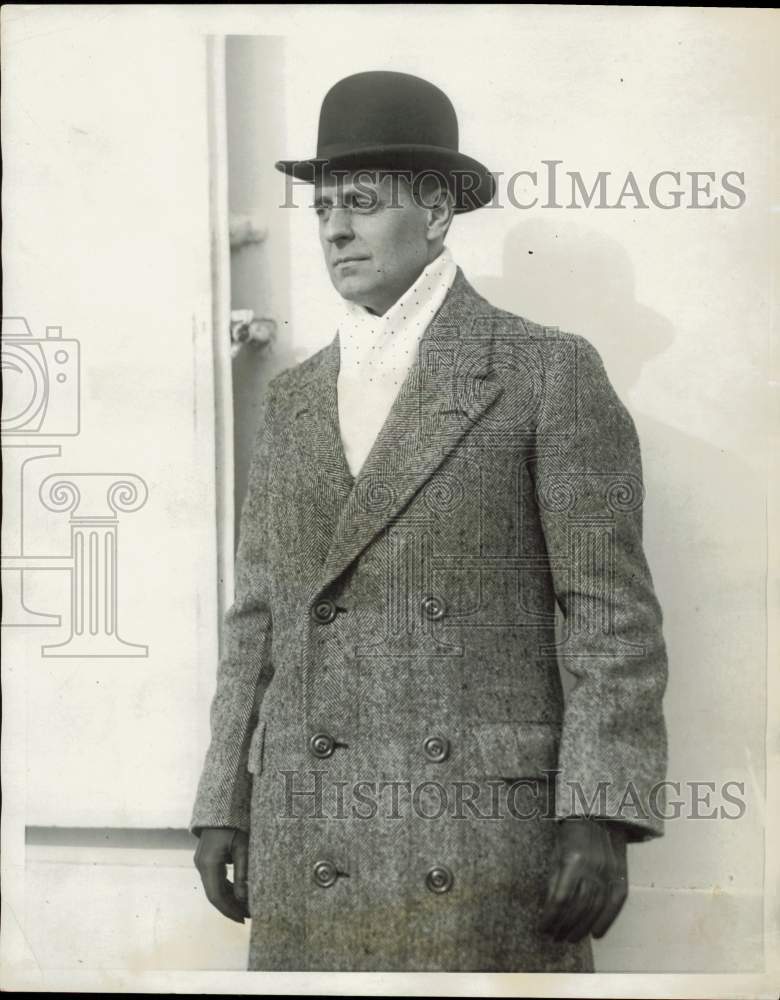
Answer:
[{"left": 315, "top": 170, "right": 434, "bottom": 316}]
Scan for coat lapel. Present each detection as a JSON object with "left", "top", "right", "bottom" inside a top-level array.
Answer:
[{"left": 317, "top": 269, "right": 504, "bottom": 594}]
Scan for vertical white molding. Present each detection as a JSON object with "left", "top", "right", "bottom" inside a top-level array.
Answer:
[{"left": 206, "top": 35, "right": 235, "bottom": 630}]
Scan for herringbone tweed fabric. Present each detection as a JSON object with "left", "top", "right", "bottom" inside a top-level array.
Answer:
[{"left": 191, "top": 269, "right": 668, "bottom": 971}]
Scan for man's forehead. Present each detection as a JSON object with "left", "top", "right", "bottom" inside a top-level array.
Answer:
[{"left": 314, "top": 168, "right": 405, "bottom": 199}]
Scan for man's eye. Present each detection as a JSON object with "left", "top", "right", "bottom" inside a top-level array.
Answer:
[
  {"left": 314, "top": 205, "right": 330, "bottom": 219},
  {"left": 351, "top": 195, "right": 378, "bottom": 212}
]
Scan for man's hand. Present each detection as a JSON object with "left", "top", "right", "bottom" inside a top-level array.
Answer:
[
  {"left": 540, "top": 817, "right": 628, "bottom": 942},
  {"left": 194, "top": 827, "right": 250, "bottom": 923}
]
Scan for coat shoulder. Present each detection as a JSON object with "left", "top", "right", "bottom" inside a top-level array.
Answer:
[
  {"left": 457, "top": 271, "right": 598, "bottom": 354},
  {"left": 459, "top": 277, "right": 618, "bottom": 419},
  {"left": 268, "top": 345, "right": 327, "bottom": 388},
  {"left": 266, "top": 340, "right": 337, "bottom": 402}
]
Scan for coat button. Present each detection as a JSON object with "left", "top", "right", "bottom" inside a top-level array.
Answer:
[
  {"left": 421, "top": 595, "right": 446, "bottom": 621},
  {"left": 313, "top": 860, "right": 339, "bottom": 888},
  {"left": 311, "top": 599, "right": 338, "bottom": 624},
  {"left": 309, "top": 733, "right": 335, "bottom": 759},
  {"left": 423, "top": 735, "right": 450, "bottom": 763},
  {"left": 425, "top": 864, "right": 454, "bottom": 894}
]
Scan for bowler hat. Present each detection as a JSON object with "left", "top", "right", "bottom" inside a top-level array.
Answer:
[{"left": 275, "top": 71, "right": 495, "bottom": 213}]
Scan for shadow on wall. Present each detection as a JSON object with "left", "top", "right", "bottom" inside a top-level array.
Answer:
[
  {"left": 474, "top": 219, "right": 675, "bottom": 402},
  {"left": 474, "top": 220, "right": 765, "bottom": 972}
]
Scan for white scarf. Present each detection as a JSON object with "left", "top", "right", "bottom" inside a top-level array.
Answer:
[{"left": 336, "top": 247, "right": 457, "bottom": 477}]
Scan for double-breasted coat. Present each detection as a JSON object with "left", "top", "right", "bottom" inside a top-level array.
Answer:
[{"left": 190, "top": 269, "right": 669, "bottom": 972}]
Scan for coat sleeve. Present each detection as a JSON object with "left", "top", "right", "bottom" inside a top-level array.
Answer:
[
  {"left": 533, "top": 332, "right": 669, "bottom": 841},
  {"left": 189, "top": 383, "right": 277, "bottom": 837}
]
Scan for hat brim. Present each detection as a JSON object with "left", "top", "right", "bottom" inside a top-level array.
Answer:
[{"left": 274, "top": 145, "right": 495, "bottom": 213}]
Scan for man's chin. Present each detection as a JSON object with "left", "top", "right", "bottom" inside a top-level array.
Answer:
[{"left": 331, "top": 275, "right": 373, "bottom": 306}]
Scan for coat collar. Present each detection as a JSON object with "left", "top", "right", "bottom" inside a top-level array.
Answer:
[{"left": 300, "top": 267, "right": 505, "bottom": 596}]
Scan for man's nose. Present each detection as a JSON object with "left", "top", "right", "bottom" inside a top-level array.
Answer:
[{"left": 323, "top": 206, "right": 353, "bottom": 242}]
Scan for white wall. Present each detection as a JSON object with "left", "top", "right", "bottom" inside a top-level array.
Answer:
[
  {"left": 2, "top": 10, "right": 221, "bottom": 828},
  {"left": 1, "top": 6, "right": 247, "bottom": 988}
]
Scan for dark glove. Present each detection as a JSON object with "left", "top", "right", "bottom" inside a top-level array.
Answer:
[
  {"left": 540, "top": 817, "right": 628, "bottom": 942},
  {"left": 194, "top": 826, "right": 250, "bottom": 923}
]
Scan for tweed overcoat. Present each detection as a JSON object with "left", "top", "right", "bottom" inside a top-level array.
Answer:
[{"left": 190, "top": 269, "right": 669, "bottom": 972}]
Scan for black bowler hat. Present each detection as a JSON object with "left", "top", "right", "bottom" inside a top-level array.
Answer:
[{"left": 275, "top": 71, "right": 495, "bottom": 213}]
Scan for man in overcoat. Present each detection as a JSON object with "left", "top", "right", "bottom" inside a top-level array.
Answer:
[{"left": 191, "top": 71, "right": 669, "bottom": 972}]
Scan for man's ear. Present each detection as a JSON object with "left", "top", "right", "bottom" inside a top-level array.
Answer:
[{"left": 426, "top": 189, "right": 455, "bottom": 242}]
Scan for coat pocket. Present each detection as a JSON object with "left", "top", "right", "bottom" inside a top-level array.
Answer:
[
  {"left": 472, "top": 721, "right": 559, "bottom": 779},
  {"left": 246, "top": 719, "right": 267, "bottom": 776}
]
